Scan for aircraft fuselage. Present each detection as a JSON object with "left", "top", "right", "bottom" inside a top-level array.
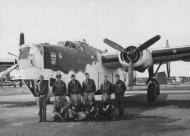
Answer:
[{"left": 12, "top": 41, "right": 126, "bottom": 98}]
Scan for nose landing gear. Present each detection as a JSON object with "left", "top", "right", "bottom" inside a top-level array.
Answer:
[
  {"left": 146, "top": 65, "right": 160, "bottom": 103},
  {"left": 147, "top": 78, "right": 160, "bottom": 102}
]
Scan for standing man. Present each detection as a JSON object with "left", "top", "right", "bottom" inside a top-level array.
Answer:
[
  {"left": 35, "top": 75, "right": 49, "bottom": 122},
  {"left": 68, "top": 74, "right": 83, "bottom": 102},
  {"left": 82, "top": 72, "right": 96, "bottom": 103},
  {"left": 52, "top": 73, "right": 67, "bottom": 102},
  {"left": 114, "top": 74, "right": 126, "bottom": 118},
  {"left": 100, "top": 75, "right": 113, "bottom": 99}
]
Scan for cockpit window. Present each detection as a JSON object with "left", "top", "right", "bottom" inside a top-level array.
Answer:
[
  {"left": 65, "top": 41, "right": 75, "bottom": 48},
  {"left": 19, "top": 47, "right": 30, "bottom": 59},
  {"left": 64, "top": 41, "right": 84, "bottom": 52},
  {"left": 76, "top": 44, "right": 85, "bottom": 52}
]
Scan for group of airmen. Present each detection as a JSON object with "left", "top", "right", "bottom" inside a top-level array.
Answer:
[{"left": 35, "top": 72, "right": 126, "bottom": 122}]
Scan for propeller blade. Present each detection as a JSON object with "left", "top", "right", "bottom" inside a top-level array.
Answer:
[
  {"left": 136, "top": 35, "right": 161, "bottom": 51},
  {"left": 128, "top": 59, "right": 134, "bottom": 87},
  {"left": 103, "top": 38, "right": 126, "bottom": 52}
]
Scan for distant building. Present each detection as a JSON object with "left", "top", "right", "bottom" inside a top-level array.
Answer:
[
  {"left": 0, "top": 58, "right": 15, "bottom": 81},
  {"left": 156, "top": 72, "right": 167, "bottom": 84}
]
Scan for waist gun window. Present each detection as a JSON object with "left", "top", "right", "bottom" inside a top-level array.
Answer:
[{"left": 51, "top": 52, "right": 57, "bottom": 65}]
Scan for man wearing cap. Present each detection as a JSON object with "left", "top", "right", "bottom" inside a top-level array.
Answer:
[
  {"left": 114, "top": 74, "right": 126, "bottom": 117},
  {"left": 82, "top": 72, "right": 96, "bottom": 103},
  {"left": 100, "top": 75, "right": 113, "bottom": 99},
  {"left": 68, "top": 74, "right": 83, "bottom": 101},
  {"left": 52, "top": 74, "right": 67, "bottom": 102},
  {"left": 35, "top": 75, "right": 49, "bottom": 122}
]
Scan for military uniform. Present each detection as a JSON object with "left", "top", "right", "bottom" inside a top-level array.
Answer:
[
  {"left": 98, "top": 98, "right": 113, "bottom": 120},
  {"left": 100, "top": 80, "right": 113, "bottom": 99},
  {"left": 114, "top": 79, "right": 126, "bottom": 117},
  {"left": 35, "top": 80, "right": 49, "bottom": 122},
  {"left": 53, "top": 97, "right": 69, "bottom": 122},
  {"left": 68, "top": 100, "right": 86, "bottom": 120},
  {"left": 84, "top": 99, "right": 98, "bottom": 119},
  {"left": 68, "top": 79, "right": 83, "bottom": 101},
  {"left": 52, "top": 80, "right": 67, "bottom": 102},
  {"left": 52, "top": 80, "right": 67, "bottom": 96},
  {"left": 82, "top": 78, "right": 96, "bottom": 103}
]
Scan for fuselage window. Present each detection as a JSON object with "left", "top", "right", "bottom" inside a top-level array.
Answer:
[
  {"left": 51, "top": 52, "right": 57, "bottom": 65},
  {"left": 58, "top": 52, "right": 63, "bottom": 59}
]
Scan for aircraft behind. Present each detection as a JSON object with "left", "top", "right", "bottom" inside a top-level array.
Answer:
[{"left": 2, "top": 33, "right": 190, "bottom": 103}]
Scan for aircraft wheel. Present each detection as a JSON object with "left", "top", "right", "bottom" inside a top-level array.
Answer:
[{"left": 147, "top": 82, "right": 158, "bottom": 102}]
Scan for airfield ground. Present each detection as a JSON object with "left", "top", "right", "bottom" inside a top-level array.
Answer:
[{"left": 1, "top": 86, "right": 190, "bottom": 136}]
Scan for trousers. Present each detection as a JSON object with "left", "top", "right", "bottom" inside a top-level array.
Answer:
[{"left": 38, "top": 95, "right": 47, "bottom": 122}]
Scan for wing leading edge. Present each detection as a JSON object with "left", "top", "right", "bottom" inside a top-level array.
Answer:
[
  {"left": 152, "top": 46, "right": 190, "bottom": 64},
  {"left": 101, "top": 45, "right": 190, "bottom": 69}
]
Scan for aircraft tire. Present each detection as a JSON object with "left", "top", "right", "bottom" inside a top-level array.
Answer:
[{"left": 147, "top": 82, "right": 158, "bottom": 102}]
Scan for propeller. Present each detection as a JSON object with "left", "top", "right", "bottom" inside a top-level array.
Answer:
[{"left": 103, "top": 35, "right": 161, "bottom": 87}]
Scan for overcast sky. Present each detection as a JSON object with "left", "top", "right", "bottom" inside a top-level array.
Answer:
[{"left": 1, "top": 0, "right": 190, "bottom": 77}]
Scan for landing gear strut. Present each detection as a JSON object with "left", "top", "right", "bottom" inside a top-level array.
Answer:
[{"left": 146, "top": 65, "right": 160, "bottom": 102}]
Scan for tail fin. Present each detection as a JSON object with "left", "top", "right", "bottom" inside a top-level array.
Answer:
[
  {"left": 166, "top": 40, "right": 169, "bottom": 48},
  {"left": 166, "top": 40, "right": 170, "bottom": 77},
  {"left": 19, "top": 32, "right": 25, "bottom": 46}
]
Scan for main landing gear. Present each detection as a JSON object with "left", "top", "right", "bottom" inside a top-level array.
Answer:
[{"left": 146, "top": 65, "right": 161, "bottom": 103}]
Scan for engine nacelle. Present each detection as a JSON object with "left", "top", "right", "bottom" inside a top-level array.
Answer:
[{"left": 118, "top": 47, "right": 153, "bottom": 72}]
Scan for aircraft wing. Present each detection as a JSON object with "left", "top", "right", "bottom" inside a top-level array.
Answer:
[
  {"left": 151, "top": 46, "right": 190, "bottom": 64},
  {"left": 102, "top": 46, "right": 190, "bottom": 68}
]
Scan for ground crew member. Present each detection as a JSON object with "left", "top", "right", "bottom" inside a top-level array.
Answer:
[
  {"left": 68, "top": 74, "right": 83, "bottom": 102},
  {"left": 53, "top": 96, "right": 69, "bottom": 122},
  {"left": 114, "top": 74, "right": 126, "bottom": 118},
  {"left": 68, "top": 94, "right": 86, "bottom": 120},
  {"left": 84, "top": 93, "right": 98, "bottom": 119},
  {"left": 100, "top": 75, "right": 113, "bottom": 99},
  {"left": 52, "top": 73, "right": 67, "bottom": 102},
  {"left": 98, "top": 93, "right": 113, "bottom": 120},
  {"left": 35, "top": 75, "right": 49, "bottom": 122},
  {"left": 82, "top": 72, "right": 96, "bottom": 103}
]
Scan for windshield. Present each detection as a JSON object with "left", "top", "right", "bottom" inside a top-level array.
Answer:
[{"left": 19, "top": 47, "right": 30, "bottom": 59}]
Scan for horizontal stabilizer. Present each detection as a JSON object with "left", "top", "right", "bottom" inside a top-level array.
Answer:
[{"left": 0, "top": 64, "right": 18, "bottom": 78}]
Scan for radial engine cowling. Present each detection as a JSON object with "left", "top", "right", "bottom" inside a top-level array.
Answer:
[{"left": 119, "top": 46, "right": 153, "bottom": 72}]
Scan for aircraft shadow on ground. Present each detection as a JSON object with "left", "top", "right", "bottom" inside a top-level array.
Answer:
[
  {"left": 124, "top": 93, "right": 190, "bottom": 108},
  {"left": 120, "top": 93, "right": 190, "bottom": 120}
]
